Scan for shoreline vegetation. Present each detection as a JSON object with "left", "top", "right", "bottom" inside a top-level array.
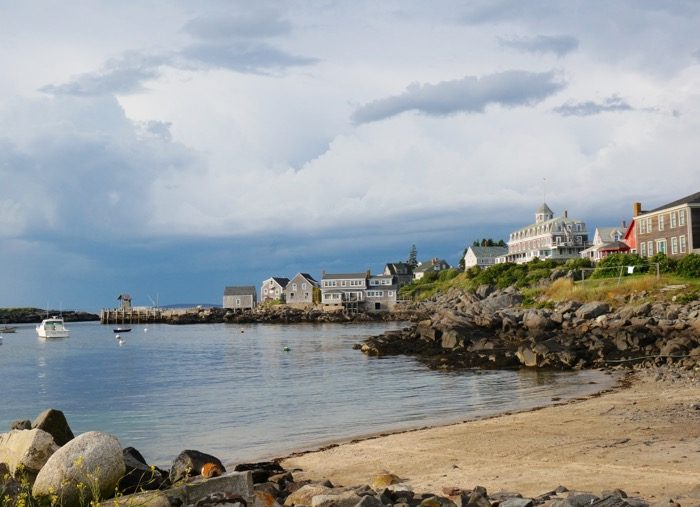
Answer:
[{"left": 3, "top": 263, "right": 700, "bottom": 506}]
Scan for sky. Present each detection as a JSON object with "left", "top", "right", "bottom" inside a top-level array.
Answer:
[{"left": 1, "top": 1, "right": 700, "bottom": 311}]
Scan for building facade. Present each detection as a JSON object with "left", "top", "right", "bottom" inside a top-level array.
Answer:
[
  {"left": 580, "top": 226, "right": 629, "bottom": 262},
  {"left": 367, "top": 274, "right": 399, "bottom": 312},
  {"left": 463, "top": 246, "right": 508, "bottom": 269},
  {"left": 413, "top": 258, "right": 451, "bottom": 280},
  {"left": 633, "top": 191, "right": 700, "bottom": 258},
  {"left": 261, "top": 277, "right": 289, "bottom": 303},
  {"left": 383, "top": 262, "right": 414, "bottom": 288},
  {"left": 320, "top": 272, "right": 369, "bottom": 313},
  {"left": 498, "top": 203, "right": 589, "bottom": 264},
  {"left": 284, "top": 273, "right": 319, "bottom": 306},
  {"left": 223, "top": 286, "right": 257, "bottom": 310}
]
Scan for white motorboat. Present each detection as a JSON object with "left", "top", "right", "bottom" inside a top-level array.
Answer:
[{"left": 36, "top": 316, "right": 70, "bottom": 338}]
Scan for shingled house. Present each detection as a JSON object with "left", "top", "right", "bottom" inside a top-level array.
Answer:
[{"left": 223, "top": 286, "right": 257, "bottom": 310}]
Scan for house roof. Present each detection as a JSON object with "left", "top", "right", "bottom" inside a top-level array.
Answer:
[
  {"left": 295, "top": 273, "right": 319, "bottom": 286},
  {"left": 266, "top": 277, "right": 290, "bottom": 287},
  {"left": 511, "top": 214, "right": 586, "bottom": 236},
  {"left": 224, "top": 286, "right": 257, "bottom": 296},
  {"left": 385, "top": 262, "right": 412, "bottom": 275},
  {"left": 536, "top": 202, "right": 553, "bottom": 215},
  {"left": 322, "top": 272, "right": 369, "bottom": 280},
  {"left": 595, "top": 227, "right": 625, "bottom": 241},
  {"left": 468, "top": 246, "right": 508, "bottom": 257},
  {"left": 414, "top": 259, "right": 450, "bottom": 273},
  {"left": 649, "top": 190, "right": 700, "bottom": 213}
]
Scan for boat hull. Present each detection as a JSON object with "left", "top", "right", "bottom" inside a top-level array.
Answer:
[{"left": 36, "top": 317, "right": 70, "bottom": 339}]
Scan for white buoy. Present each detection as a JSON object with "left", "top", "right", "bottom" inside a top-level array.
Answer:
[{"left": 116, "top": 334, "right": 121, "bottom": 340}]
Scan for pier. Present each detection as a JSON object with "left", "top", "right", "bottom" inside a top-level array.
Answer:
[{"left": 100, "top": 307, "right": 162, "bottom": 324}]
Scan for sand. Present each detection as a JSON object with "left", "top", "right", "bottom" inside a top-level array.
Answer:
[{"left": 281, "top": 368, "right": 700, "bottom": 503}]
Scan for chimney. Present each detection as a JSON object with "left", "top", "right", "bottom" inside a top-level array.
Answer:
[
  {"left": 564, "top": 210, "right": 568, "bottom": 218},
  {"left": 622, "top": 220, "right": 627, "bottom": 229},
  {"left": 633, "top": 202, "right": 642, "bottom": 217}
]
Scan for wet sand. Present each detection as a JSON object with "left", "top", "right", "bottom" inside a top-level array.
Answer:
[{"left": 281, "top": 368, "right": 700, "bottom": 503}]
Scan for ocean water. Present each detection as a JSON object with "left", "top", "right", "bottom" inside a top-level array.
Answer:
[{"left": 0, "top": 321, "right": 614, "bottom": 467}]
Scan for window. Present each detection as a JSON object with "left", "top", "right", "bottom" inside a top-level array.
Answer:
[
  {"left": 671, "top": 237, "right": 678, "bottom": 255},
  {"left": 679, "top": 209, "right": 686, "bottom": 226},
  {"left": 292, "top": 283, "right": 297, "bottom": 290},
  {"left": 680, "top": 235, "right": 687, "bottom": 253},
  {"left": 235, "top": 298, "right": 240, "bottom": 305},
  {"left": 658, "top": 215, "right": 664, "bottom": 231},
  {"left": 639, "top": 219, "right": 646, "bottom": 234},
  {"left": 301, "top": 282, "right": 307, "bottom": 290},
  {"left": 647, "top": 241, "right": 653, "bottom": 256},
  {"left": 646, "top": 217, "right": 653, "bottom": 233},
  {"left": 656, "top": 239, "right": 667, "bottom": 254},
  {"left": 388, "top": 291, "right": 394, "bottom": 296},
  {"left": 670, "top": 212, "right": 677, "bottom": 228},
  {"left": 640, "top": 242, "right": 646, "bottom": 257}
]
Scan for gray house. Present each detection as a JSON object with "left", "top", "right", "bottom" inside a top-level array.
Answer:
[
  {"left": 413, "top": 258, "right": 451, "bottom": 280},
  {"left": 367, "top": 274, "right": 399, "bottom": 312},
  {"left": 321, "top": 272, "right": 369, "bottom": 313},
  {"left": 284, "top": 273, "right": 319, "bottom": 306},
  {"left": 223, "top": 286, "right": 257, "bottom": 310},
  {"left": 463, "top": 246, "right": 508, "bottom": 270},
  {"left": 383, "top": 262, "right": 413, "bottom": 288},
  {"left": 261, "top": 277, "right": 289, "bottom": 303}
]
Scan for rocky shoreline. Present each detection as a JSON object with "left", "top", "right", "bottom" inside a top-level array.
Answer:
[
  {"left": 359, "top": 286, "right": 700, "bottom": 371},
  {"left": 0, "top": 308, "right": 100, "bottom": 323},
  {"left": 3, "top": 391, "right": 692, "bottom": 507}
]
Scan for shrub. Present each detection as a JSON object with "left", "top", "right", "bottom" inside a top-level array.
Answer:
[
  {"left": 676, "top": 253, "right": 700, "bottom": 278},
  {"left": 591, "top": 253, "right": 646, "bottom": 279},
  {"left": 649, "top": 252, "right": 677, "bottom": 274}
]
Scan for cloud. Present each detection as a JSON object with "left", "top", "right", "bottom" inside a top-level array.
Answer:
[
  {"left": 179, "top": 41, "right": 317, "bottom": 74},
  {"left": 499, "top": 34, "right": 579, "bottom": 57},
  {"left": 0, "top": 95, "right": 196, "bottom": 240},
  {"left": 40, "top": 51, "right": 167, "bottom": 96},
  {"left": 553, "top": 95, "right": 634, "bottom": 116},
  {"left": 352, "top": 70, "right": 565, "bottom": 124},
  {"left": 182, "top": 12, "right": 292, "bottom": 40}
]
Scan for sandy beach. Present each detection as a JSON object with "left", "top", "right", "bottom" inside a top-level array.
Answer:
[{"left": 281, "top": 367, "right": 700, "bottom": 503}]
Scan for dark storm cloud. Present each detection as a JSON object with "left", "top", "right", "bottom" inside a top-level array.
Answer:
[
  {"left": 352, "top": 70, "right": 565, "bottom": 124},
  {"left": 553, "top": 95, "right": 634, "bottom": 116},
  {"left": 499, "top": 35, "right": 579, "bottom": 57}
]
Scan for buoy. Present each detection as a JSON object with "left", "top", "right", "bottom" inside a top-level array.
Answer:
[
  {"left": 115, "top": 334, "right": 121, "bottom": 340},
  {"left": 144, "top": 327, "right": 148, "bottom": 333},
  {"left": 240, "top": 328, "right": 244, "bottom": 333}
]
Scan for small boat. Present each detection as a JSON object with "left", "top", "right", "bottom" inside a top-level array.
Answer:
[
  {"left": 113, "top": 327, "right": 132, "bottom": 333},
  {"left": 36, "top": 317, "right": 70, "bottom": 338},
  {"left": 0, "top": 326, "right": 17, "bottom": 333}
]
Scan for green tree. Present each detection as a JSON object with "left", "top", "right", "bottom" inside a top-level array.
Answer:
[{"left": 407, "top": 244, "right": 418, "bottom": 268}]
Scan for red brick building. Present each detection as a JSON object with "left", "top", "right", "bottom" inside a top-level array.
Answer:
[{"left": 633, "top": 191, "right": 700, "bottom": 258}]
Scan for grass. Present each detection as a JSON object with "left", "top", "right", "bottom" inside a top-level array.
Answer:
[{"left": 542, "top": 274, "right": 700, "bottom": 307}]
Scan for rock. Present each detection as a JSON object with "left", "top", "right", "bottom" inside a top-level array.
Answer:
[
  {"left": 475, "top": 285, "right": 495, "bottom": 299},
  {"left": 10, "top": 420, "right": 31, "bottom": 431},
  {"left": 170, "top": 449, "right": 226, "bottom": 484},
  {"left": 256, "top": 490, "right": 284, "bottom": 507},
  {"left": 32, "top": 431, "right": 125, "bottom": 506},
  {"left": 522, "top": 310, "right": 552, "bottom": 331},
  {"left": 500, "top": 499, "right": 534, "bottom": 507},
  {"left": 0, "top": 428, "right": 59, "bottom": 478},
  {"left": 118, "top": 446, "right": 167, "bottom": 494},
  {"left": 355, "top": 494, "right": 384, "bottom": 507},
  {"left": 370, "top": 472, "right": 403, "bottom": 490},
  {"left": 284, "top": 484, "right": 332, "bottom": 506},
  {"left": 32, "top": 408, "right": 74, "bottom": 447},
  {"left": 235, "top": 462, "right": 287, "bottom": 485},
  {"left": 575, "top": 302, "right": 610, "bottom": 320},
  {"left": 516, "top": 347, "right": 538, "bottom": 368},
  {"left": 312, "top": 490, "right": 364, "bottom": 507}
]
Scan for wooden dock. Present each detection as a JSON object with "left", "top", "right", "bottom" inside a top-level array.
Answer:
[{"left": 100, "top": 307, "right": 163, "bottom": 324}]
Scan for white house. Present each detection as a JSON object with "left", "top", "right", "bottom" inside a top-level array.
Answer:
[
  {"left": 497, "top": 203, "right": 590, "bottom": 264},
  {"left": 463, "top": 246, "right": 508, "bottom": 270}
]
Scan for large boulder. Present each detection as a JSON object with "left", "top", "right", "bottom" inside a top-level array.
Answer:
[
  {"left": 575, "top": 302, "right": 610, "bottom": 320},
  {"left": 169, "top": 449, "right": 226, "bottom": 484},
  {"left": 32, "top": 431, "right": 125, "bottom": 506},
  {"left": 0, "top": 428, "right": 59, "bottom": 478},
  {"left": 284, "top": 484, "right": 332, "bottom": 506},
  {"left": 32, "top": 408, "right": 74, "bottom": 447}
]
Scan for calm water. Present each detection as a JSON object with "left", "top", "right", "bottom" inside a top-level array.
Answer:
[{"left": 0, "top": 321, "right": 614, "bottom": 467}]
